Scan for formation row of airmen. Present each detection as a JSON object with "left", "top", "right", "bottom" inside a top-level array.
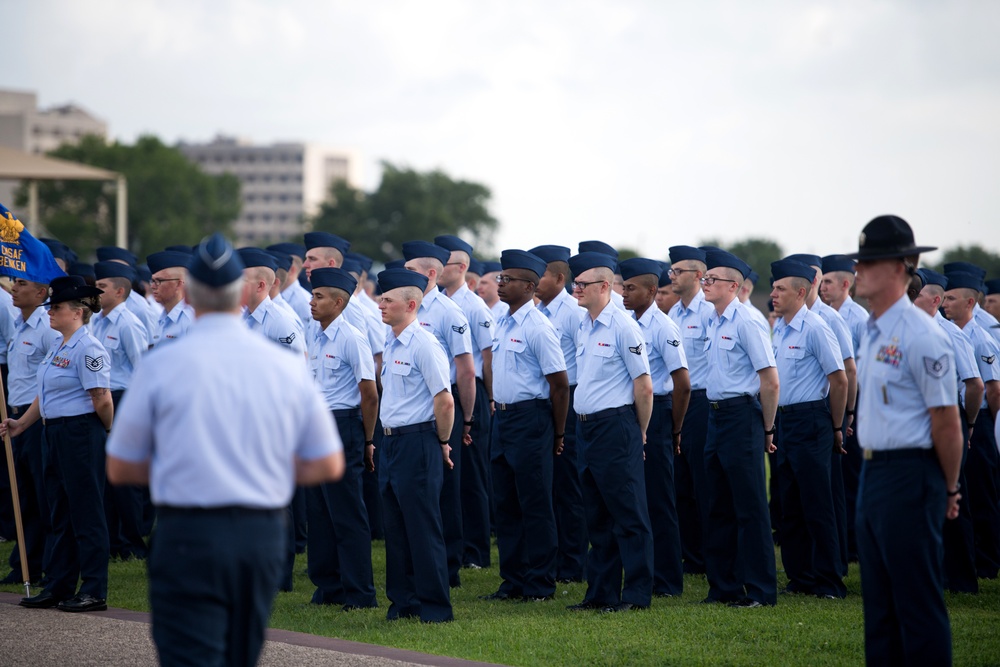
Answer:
[{"left": 1, "top": 216, "right": 999, "bottom": 665}]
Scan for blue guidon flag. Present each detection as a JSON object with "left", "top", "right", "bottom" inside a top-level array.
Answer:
[{"left": 0, "top": 202, "right": 66, "bottom": 284}]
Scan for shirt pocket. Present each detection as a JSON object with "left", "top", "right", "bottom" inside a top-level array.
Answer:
[
  {"left": 505, "top": 339, "right": 526, "bottom": 372},
  {"left": 102, "top": 337, "right": 121, "bottom": 352},
  {"left": 718, "top": 336, "right": 737, "bottom": 369},
  {"left": 782, "top": 346, "right": 806, "bottom": 378},
  {"left": 389, "top": 358, "right": 412, "bottom": 396}
]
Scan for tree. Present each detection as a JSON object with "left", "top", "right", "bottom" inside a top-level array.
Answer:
[
  {"left": 17, "top": 135, "right": 240, "bottom": 259},
  {"left": 310, "top": 161, "right": 498, "bottom": 262},
  {"left": 931, "top": 245, "right": 1000, "bottom": 279}
]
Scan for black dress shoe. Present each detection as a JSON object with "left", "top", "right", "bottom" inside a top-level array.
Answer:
[
  {"left": 478, "top": 589, "right": 518, "bottom": 601},
  {"left": 566, "top": 600, "right": 603, "bottom": 611},
  {"left": 20, "top": 590, "right": 64, "bottom": 609},
  {"left": 728, "top": 598, "right": 764, "bottom": 608},
  {"left": 600, "top": 602, "right": 649, "bottom": 613},
  {"left": 57, "top": 594, "right": 107, "bottom": 613}
]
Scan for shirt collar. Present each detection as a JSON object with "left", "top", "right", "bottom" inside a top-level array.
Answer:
[
  {"left": 321, "top": 315, "right": 345, "bottom": 341},
  {"left": 635, "top": 306, "right": 656, "bottom": 328},
  {"left": 390, "top": 319, "right": 421, "bottom": 347},
  {"left": 593, "top": 300, "right": 618, "bottom": 328},
  {"left": 785, "top": 303, "right": 809, "bottom": 331},
  {"left": 419, "top": 287, "right": 442, "bottom": 312},
  {"left": 22, "top": 305, "right": 48, "bottom": 329},
  {"left": 249, "top": 297, "right": 272, "bottom": 325}
]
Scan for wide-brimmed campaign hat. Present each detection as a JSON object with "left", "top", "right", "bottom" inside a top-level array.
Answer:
[
  {"left": 844, "top": 215, "right": 936, "bottom": 261},
  {"left": 46, "top": 275, "right": 103, "bottom": 305}
]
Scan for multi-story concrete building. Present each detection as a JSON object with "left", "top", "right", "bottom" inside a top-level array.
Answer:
[{"left": 178, "top": 135, "right": 360, "bottom": 245}]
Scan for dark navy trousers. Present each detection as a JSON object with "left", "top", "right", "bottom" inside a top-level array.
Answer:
[
  {"left": 553, "top": 385, "right": 587, "bottom": 582},
  {"left": 646, "top": 395, "right": 683, "bottom": 596},
  {"left": 104, "top": 390, "right": 148, "bottom": 560},
  {"left": 856, "top": 451, "right": 951, "bottom": 666},
  {"left": 967, "top": 409, "right": 1000, "bottom": 579},
  {"left": 491, "top": 399, "right": 557, "bottom": 597},
  {"left": 776, "top": 401, "right": 845, "bottom": 597},
  {"left": 442, "top": 384, "right": 466, "bottom": 587},
  {"left": 676, "top": 389, "right": 709, "bottom": 574},
  {"left": 461, "top": 377, "right": 493, "bottom": 568},
  {"left": 577, "top": 406, "right": 653, "bottom": 607},
  {"left": 379, "top": 426, "right": 453, "bottom": 623},
  {"left": 150, "top": 507, "right": 285, "bottom": 667},
  {"left": 943, "top": 427, "right": 977, "bottom": 594},
  {"left": 42, "top": 414, "right": 109, "bottom": 600},
  {"left": 306, "top": 410, "right": 376, "bottom": 607},
  {"left": 704, "top": 397, "right": 777, "bottom": 605},
  {"left": 7, "top": 410, "right": 48, "bottom": 582}
]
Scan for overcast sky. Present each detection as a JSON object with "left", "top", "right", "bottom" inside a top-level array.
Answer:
[{"left": 4, "top": 0, "right": 999, "bottom": 261}]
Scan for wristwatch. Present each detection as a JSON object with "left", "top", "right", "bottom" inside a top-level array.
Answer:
[{"left": 764, "top": 425, "right": 777, "bottom": 436}]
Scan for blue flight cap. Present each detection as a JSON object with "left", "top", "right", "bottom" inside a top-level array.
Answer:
[
  {"left": 482, "top": 260, "right": 502, "bottom": 274},
  {"left": 747, "top": 270, "right": 759, "bottom": 285},
  {"left": 304, "top": 232, "right": 350, "bottom": 255},
  {"left": 658, "top": 262, "right": 672, "bottom": 287},
  {"left": 267, "top": 242, "right": 306, "bottom": 259},
  {"left": 69, "top": 261, "right": 95, "bottom": 280},
  {"left": 188, "top": 234, "right": 244, "bottom": 287},
  {"left": 822, "top": 254, "right": 856, "bottom": 274},
  {"left": 705, "top": 250, "right": 751, "bottom": 280},
  {"left": 578, "top": 240, "right": 619, "bottom": 259},
  {"left": 467, "top": 259, "right": 485, "bottom": 276},
  {"left": 434, "top": 234, "right": 474, "bottom": 256},
  {"left": 165, "top": 244, "right": 193, "bottom": 254},
  {"left": 618, "top": 257, "right": 662, "bottom": 281},
  {"left": 985, "top": 279, "right": 1000, "bottom": 296},
  {"left": 771, "top": 259, "right": 816, "bottom": 283},
  {"left": 943, "top": 262, "right": 986, "bottom": 281},
  {"left": 529, "top": 245, "right": 571, "bottom": 264},
  {"left": 385, "top": 259, "right": 407, "bottom": 270},
  {"left": 346, "top": 251, "right": 373, "bottom": 273},
  {"left": 146, "top": 250, "right": 191, "bottom": 274},
  {"left": 500, "top": 249, "right": 547, "bottom": 279},
  {"left": 310, "top": 267, "right": 357, "bottom": 294},
  {"left": 94, "top": 261, "right": 136, "bottom": 282},
  {"left": 40, "top": 238, "right": 71, "bottom": 262},
  {"left": 669, "top": 246, "right": 707, "bottom": 264},
  {"left": 136, "top": 264, "right": 152, "bottom": 283},
  {"left": 568, "top": 251, "right": 616, "bottom": 277},
  {"left": 342, "top": 257, "right": 363, "bottom": 276},
  {"left": 698, "top": 245, "right": 723, "bottom": 253},
  {"left": 238, "top": 247, "right": 278, "bottom": 271},
  {"left": 402, "top": 240, "right": 450, "bottom": 265},
  {"left": 944, "top": 271, "right": 984, "bottom": 292},
  {"left": 785, "top": 253, "right": 822, "bottom": 269},
  {"left": 378, "top": 268, "right": 429, "bottom": 293},
  {"left": 266, "top": 249, "right": 293, "bottom": 272},
  {"left": 916, "top": 268, "right": 947, "bottom": 289},
  {"left": 96, "top": 246, "right": 137, "bottom": 265}
]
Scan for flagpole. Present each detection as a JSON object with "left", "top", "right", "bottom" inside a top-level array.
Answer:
[{"left": 0, "top": 382, "right": 31, "bottom": 598}]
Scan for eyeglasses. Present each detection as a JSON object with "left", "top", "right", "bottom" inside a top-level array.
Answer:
[
  {"left": 667, "top": 268, "right": 698, "bottom": 278},
  {"left": 495, "top": 274, "right": 533, "bottom": 286},
  {"left": 571, "top": 280, "right": 606, "bottom": 291},
  {"left": 150, "top": 278, "right": 181, "bottom": 287},
  {"left": 699, "top": 276, "right": 738, "bottom": 286}
]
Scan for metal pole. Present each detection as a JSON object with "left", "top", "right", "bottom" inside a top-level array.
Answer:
[
  {"left": 116, "top": 175, "right": 127, "bottom": 249},
  {"left": 27, "top": 181, "right": 38, "bottom": 236}
]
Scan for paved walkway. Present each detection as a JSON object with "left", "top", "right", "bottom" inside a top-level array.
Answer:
[{"left": 0, "top": 593, "right": 504, "bottom": 667}]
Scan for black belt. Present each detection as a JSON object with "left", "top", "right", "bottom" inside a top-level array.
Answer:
[
  {"left": 708, "top": 395, "right": 754, "bottom": 410},
  {"left": 691, "top": 389, "right": 707, "bottom": 395},
  {"left": 496, "top": 398, "right": 550, "bottom": 412},
  {"left": 332, "top": 408, "right": 361, "bottom": 419},
  {"left": 653, "top": 394, "right": 672, "bottom": 405},
  {"left": 42, "top": 413, "right": 96, "bottom": 426},
  {"left": 383, "top": 420, "right": 435, "bottom": 436},
  {"left": 157, "top": 506, "right": 284, "bottom": 518},
  {"left": 578, "top": 405, "right": 632, "bottom": 422},
  {"left": 863, "top": 448, "right": 935, "bottom": 462},
  {"left": 10, "top": 404, "right": 30, "bottom": 417},
  {"left": 778, "top": 399, "right": 827, "bottom": 414}
]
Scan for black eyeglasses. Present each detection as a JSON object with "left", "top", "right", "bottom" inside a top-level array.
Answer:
[
  {"left": 572, "top": 280, "right": 606, "bottom": 290},
  {"left": 667, "top": 268, "right": 698, "bottom": 278},
  {"left": 496, "top": 274, "right": 533, "bottom": 285},
  {"left": 150, "top": 278, "right": 181, "bottom": 287},
  {"left": 700, "top": 276, "right": 738, "bottom": 286}
]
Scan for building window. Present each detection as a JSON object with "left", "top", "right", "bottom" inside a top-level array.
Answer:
[{"left": 246, "top": 214, "right": 255, "bottom": 223}]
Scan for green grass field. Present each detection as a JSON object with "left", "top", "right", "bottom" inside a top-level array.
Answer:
[{"left": 2, "top": 539, "right": 998, "bottom": 666}]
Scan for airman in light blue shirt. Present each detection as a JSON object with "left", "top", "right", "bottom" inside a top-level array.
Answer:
[
  {"left": 772, "top": 304, "right": 845, "bottom": 405},
  {"left": 7, "top": 298, "right": 60, "bottom": 407},
  {"left": 38, "top": 326, "right": 110, "bottom": 419}
]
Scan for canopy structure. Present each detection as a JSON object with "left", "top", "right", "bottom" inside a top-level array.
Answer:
[{"left": 0, "top": 145, "right": 127, "bottom": 247}]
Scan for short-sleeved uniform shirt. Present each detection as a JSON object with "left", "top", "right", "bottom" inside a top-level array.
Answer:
[
  {"left": 126, "top": 290, "right": 157, "bottom": 347},
  {"left": 416, "top": 287, "right": 473, "bottom": 385},
  {"left": 635, "top": 305, "right": 688, "bottom": 395},
  {"left": 37, "top": 326, "right": 111, "bottom": 419},
  {"left": 7, "top": 306, "right": 60, "bottom": 406},
  {"left": 448, "top": 284, "right": 495, "bottom": 379},
  {"left": 245, "top": 297, "right": 307, "bottom": 356},
  {"left": 282, "top": 281, "right": 314, "bottom": 327},
  {"left": 960, "top": 318, "right": 1000, "bottom": 410},
  {"left": 772, "top": 304, "right": 845, "bottom": 405},
  {"left": 857, "top": 296, "right": 957, "bottom": 451},
  {"left": 669, "top": 290, "right": 714, "bottom": 391},
  {"left": 90, "top": 302, "right": 147, "bottom": 391},
  {"left": 934, "top": 312, "right": 980, "bottom": 407},
  {"left": 838, "top": 295, "right": 869, "bottom": 357},
  {"left": 811, "top": 299, "right": 855, "bottom": 361},
  {"left": 704, "top": 297, "right": 777, "bottom": 401},
  {"left": 380, "top": 319, "right": 452, "bottom": 429},
  {"left": 106, "top": 314, "right": 342, "bottom": 508},
  {"left": 308, "top": 315, "right": 375, "bottom": 410},
  {"left": 154, "top": 302, "right": 194, "bottom": 347},
  {"left": 492, "top": 302, "right": 565, "bottom": 404},
  {"left": 0, "top": 288, "right": 18, "bottom": 365},
  {"left": 574, "top": 301, "right": 650, "bottom": 415},
  {"left": 974, "top": 304, "right": 1000, "bottom": 346},
  {"left": 538, "top": 289, "right": 585, "bottom": 386}
]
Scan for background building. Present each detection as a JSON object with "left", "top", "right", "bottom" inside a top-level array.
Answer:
[{"left": 178, "top": 135, "right": 360, "bottom": 245}]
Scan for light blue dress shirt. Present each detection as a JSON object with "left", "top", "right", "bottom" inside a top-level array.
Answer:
[
  {"left": 742, "top": 300, "right": 770, "bottom": 333},
  {"left": 448, "top": 284, "right": 495, "bottom": 379},
  {"left": 960, "top": 318, "right": 1000, "bottom": 410},
  {"left": 856, "top": 296, "right": 956, "bottom": 451},
  {"left": 272, "top": 293, "right": 304, "bottom": 329},
  {"left": 704, "top": 297, "right": 777, "bottom": 401},
  {"left": 491, "top": 300, "right": 508, "bottom": 323},
  {"left": 106, "top": 314, "right": 342, "bottom": 508},
  {"left": 308, "top": 315, "right": 375, "bottom": 410},
  {"left": 281, "top": 281, "right": 313, "bottom": 326},
  {"left": 811, "top": 299, "right": 855, "bottom": 360},
  {"left": 0, "top": 288, "right": 18, "bottom": 364},
  {"left": 635, "top": 306, "right": 688, "bottom": 396},
  {"left": 244, "top": 297, "right": 307, "bottom": 356},
  {"left": 126, "top": 290, "right": 156, "bottom": 347},
  {"left": 7, "top": 306, "right": 60, "bottom": 406},
  {"left": 416, "top": 287, "right": 473, "bottom": 385},
  {"left": 380, "top": 319, "right": 452, "bottom": 428},
  {"left": 837, "top": 295, "right": 868, "bottom": 356},
  {"left": 772, "top": 304, "right": 844, "bottom": 406},
  {"left": 37, "top": 326, "right": 110, "bottom": 419},
  {"left": 154, "top": 302, "right": 194, "bottom": 347},
  {"left": 491, "top": 302, "right": 565, "bottom": 404},
  {"left": 574, "top": 301, "right": 650, "bottom": 415},
  {"left": 537, "top": 289, "right": 584, "bottom": 386},
  {"left": 669, "top": 289, "right": 714, "bottom": 391},
  {"left": 344, "top": 298, "right": 385, "bottom": 356},
  {"left": 90, "top": 302, "right": 146, "bottom": 391},
  {"left": 934, "top": 312, "right": 980, "bottom": 406},
  {"left": 974, "top": 303, "right": 1000, "bottom": 345}
]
